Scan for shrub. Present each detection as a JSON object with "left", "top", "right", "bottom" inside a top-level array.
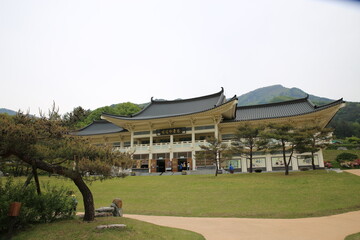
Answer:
[
  {"left": 340, "top": 159, "right": 360, "bottom": 169},
  {"left": 0, "top": 178, "right": 76, "bottom": 233},
  {"left": 326, "top": 144, "right": 359, "bottom": 150},
  {"left": 324, "top": 161, "right": 333, "bottom": 168},
  {"left": 336, "top": 153, "right": 358, "bottom": 163}
]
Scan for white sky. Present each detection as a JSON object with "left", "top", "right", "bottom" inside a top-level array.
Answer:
[{"left": 1, "top": 0, "right": 360, "bottom": 115}]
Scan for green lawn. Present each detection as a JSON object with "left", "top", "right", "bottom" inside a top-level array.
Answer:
[
  {"left": 345, "top": 232, "right": 360, "bottom": 240},
  {"left": 30, "top": 170, "right": 360, "bottom": 219},
  {"left": 12, "top": 217, "right": 204, "bottom": 240}
]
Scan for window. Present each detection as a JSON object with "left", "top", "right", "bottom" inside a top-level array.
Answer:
[
  {"left": 271, "top": 157, "right": 292, "bottom": 167},
  {"left": 221, "top": 134, "right": 235, "bottom": 140},
  {"left": 174, "top": 152, "right": 192, "bottom": 159},
  {"left": 247, "top": 158, "right": 266, "bottom": 168},
  {"left": 134, "top": 131, "right": 150, "bottom": 136},
  {"left": 297, "top": 155, "right": 318, "bottom": 166},
  {"left": 195, "top": 125, "right": 215, "bottom": 130},
  {"left": 153, "top": 153, "right": 170, "bottom": 159}
]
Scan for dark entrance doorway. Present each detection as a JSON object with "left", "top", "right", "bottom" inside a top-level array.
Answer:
[{"left": 157, "top": 159, "right": 165, "bottom": 172}]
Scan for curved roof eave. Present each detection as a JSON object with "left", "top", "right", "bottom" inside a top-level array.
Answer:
[
  {"left": 222, "top": 98, "right": 344, "bottom": 123},
  {"left": 70, "top": 120, "right": 127, "bottom": 136},
  {"left": 102, "top": 95, "right": 238, "bottom": 121}
]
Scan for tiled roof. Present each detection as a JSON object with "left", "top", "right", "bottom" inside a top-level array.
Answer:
[
  {"left": 227, "top": 96, "right": 344, "bottom": 122},
  {"left": 71, "top": 120, "right": 126, "bottom": 136},
  {"left": 102, "top": 88, "right": 231, "bottom": 120}
]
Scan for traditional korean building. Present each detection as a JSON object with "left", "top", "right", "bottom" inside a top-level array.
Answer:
[{"left": 73, "top": 88, "right": 345, "bottom": 173}]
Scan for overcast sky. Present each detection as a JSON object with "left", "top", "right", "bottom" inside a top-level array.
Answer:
[{"left": 1, "top": 0, "right": 360, "bottom": 115}]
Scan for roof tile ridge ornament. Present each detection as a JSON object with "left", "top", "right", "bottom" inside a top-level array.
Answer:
[
  {"left": 314, "top": 98, "right": 345, "bottom": 110},
  {"left": 304, "top": 94, "right": 318, "bottom": 109},
  {"left": 215, "top": 87, "right": 225, "bottom": 106}
]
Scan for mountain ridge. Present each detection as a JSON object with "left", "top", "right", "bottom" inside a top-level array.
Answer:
[
  {"left": 236, "top": 84, "right": 334, "bottom": 106},
  {"left": 0, "top": 108, "right": 17, "bottom": 115}
]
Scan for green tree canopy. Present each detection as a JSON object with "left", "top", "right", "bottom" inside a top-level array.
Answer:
[
  {"left": 296, "top": 125, "right": 332, "bottom": 170},
  {"left": 232, "top": 123, "right": 267, "bottom": 173},
  {"left": 195, "top": 137, "right": 232, "bottom": 176},
  {"left": 74, "top": 102, "right": 142, "bottom": 129},
  {"left": 262, "top": 123, "right": 305, "bottom": 175},
  {"left": 0, "top": 113, "right": 132, "bottom": 221}
]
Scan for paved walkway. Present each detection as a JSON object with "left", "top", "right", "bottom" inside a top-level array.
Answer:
[
  {"left": 126, "top": 211, "right": 360, "bottom": 240},
  {"left": 344, "top": 169, "right": 360, "bottom": 176}
]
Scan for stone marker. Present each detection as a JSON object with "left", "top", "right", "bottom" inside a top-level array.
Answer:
[
  {"left": 110, "top": 198, "right": 123, "bottom": 217},
  {"left": 93, "top": 198, "right": 123, "bottom": 217},
  {"left": 96, "top": 224, "right": 126, "bottom": 229},
  {"left": 95, "top": 207, "right": 114, "bottom": 212}
]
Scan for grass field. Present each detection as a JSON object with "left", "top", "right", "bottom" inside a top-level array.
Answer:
[
  {"left": 26, "top": 170, "right": 360, "bottom": 219},
  {"left": 11, "top": 217, "right": 205, "bottom": 240},
  {"left": 345, "top": 232, "right": 360, "bottom": 240}
]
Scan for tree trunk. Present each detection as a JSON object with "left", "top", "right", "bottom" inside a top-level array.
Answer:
[
  {"left": 214, "top": 152, "right": 218, "bottom": 177},
  {"left": 23, "top": 173, "right": 33, "bottom": 188},
  {"left": 249, "top": 145, "right": 253, "bottom": 173},
  {"left": 284, "top": 164, "right": 289, "bottom": 175},
  {"left": 19, "top": 157, "right": 96, "bottom": 222},
  {"left": 311, "top": 151, "right": 316, "bottom": 170},
  {"left": 282, "top": 140, "right": 289, "bottom": 175},
  {"left": 32, "top": 161, "right": 41, "bottom": 195},
  {"left": 72, "top": 174, "right": 95, "bottom": 221}
]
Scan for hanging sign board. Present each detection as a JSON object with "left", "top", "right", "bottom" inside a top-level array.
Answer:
[{"left": 156, "top": 127, "right": 186, "bottom": 136}]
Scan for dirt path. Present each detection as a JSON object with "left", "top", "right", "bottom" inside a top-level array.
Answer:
[
  {"left": 125, "top": 211, "right": 360, "bottom": 240},
  {"left": 344, "top": 169, "right": 360, "bottom": 176}
]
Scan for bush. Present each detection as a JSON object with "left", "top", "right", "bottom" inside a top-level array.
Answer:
[
  {"left": 340, "top": 159, "right": 360, "bottom": 169},
  {"left": 0, "top": 178, "right": 76, "bottom": 233},
  {"left": 324, "top": 161, "right": 333, "bottom": 168},
  {"left": 326, "top": 144, "right": 359, "bottom": 150},
  {"left": 336, "top": 153, "right": 358, "bottom": 163}
]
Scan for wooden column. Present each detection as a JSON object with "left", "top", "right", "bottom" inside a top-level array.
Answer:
[
  {"left": 172, "top": 158, "right": 178, "bottom": 172},
  {"left": 150, "top": 159, "right": 157, "bottom": 173}
]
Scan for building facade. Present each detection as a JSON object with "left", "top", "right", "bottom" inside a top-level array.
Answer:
[{"left": 73, "top": 88, "right": 345, "bottom": 173}]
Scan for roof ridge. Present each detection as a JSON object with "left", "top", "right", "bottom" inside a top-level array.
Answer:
[
  {"left": 71, "top": 120, "right": 116, "bottom": 134},
  {"left": 102, "top": 96, "right": 238, "bottom": 121},
  {"left": 150, "top": 87, "right": 224, "bottom": 104},
  {"left": 72, "top": 121, "right": 96, "bottom": 133},
  {"left": 237, "top": 96, "right": 310, "bottom": 109},
  {"left": 314, "top": 98, "right": 344, "bottom": 109}
]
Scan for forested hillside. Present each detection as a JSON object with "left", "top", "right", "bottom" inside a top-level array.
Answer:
[
  {"left": 0, "top": 108, "right": 17, "bottom": 115},
  {"left": 237, "top": 85, "right": 333, "bottom": 106},
  {"left": 63, "top": 102, "right": 141, "bottom": 129},
  {"left": 328, "top": 102, "right": 360, "bottom": 138}
]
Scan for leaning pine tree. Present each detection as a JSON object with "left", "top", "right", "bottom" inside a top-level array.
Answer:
[{"left": 0, "top": 112, "right": 132, "bottom": 221}]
